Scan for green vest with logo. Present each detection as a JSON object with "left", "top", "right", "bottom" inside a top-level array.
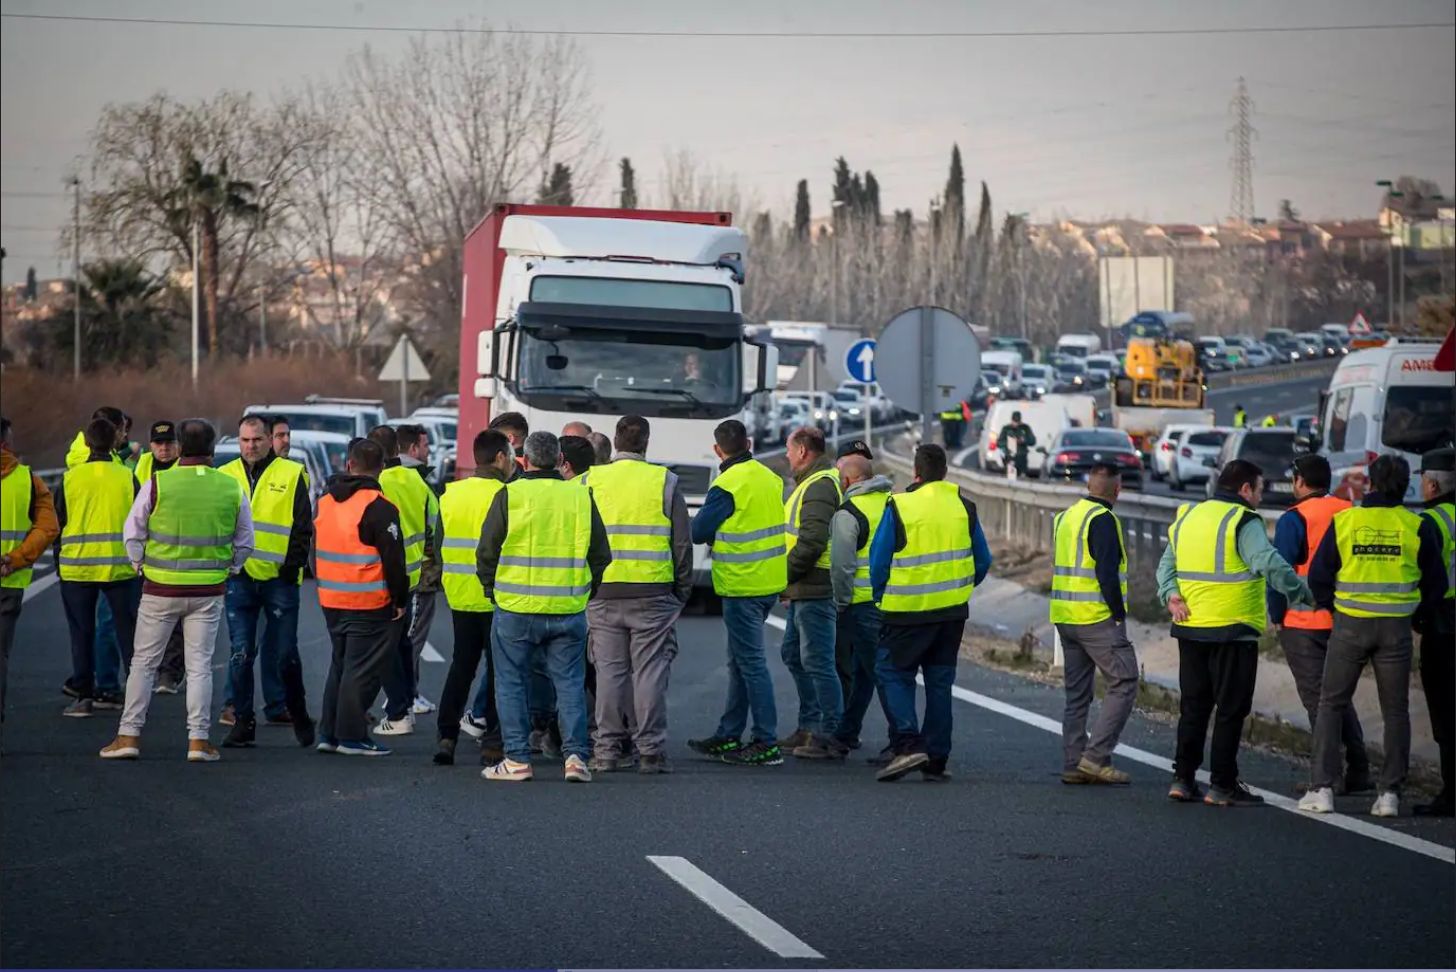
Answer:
[
  {"left": 1050, "top": 498, "right": 1128, "bottom": 625},
  {"left": 494, "top": 477, "right": 592, "bottom": 615},
  {"left": 440, "top": 477, "right": 505, "bottom": 612},
  {"left": 59, "top": 461, "right": 136, "bottom": 582},
  {"left": 142, "top": 464, "right": 242, "bottom": 586},
  {"left": 1332, "top": 505, "right": 1424, "bottom": 618},
  {"left": 1169, "top": 499, "right": 1264, "bottom": 632},
  {"left": 709, "top": 458, "right": 787, "bottom": 597},
  {"left": 582, "top": 459, "right": 673, "bottom": 585}
]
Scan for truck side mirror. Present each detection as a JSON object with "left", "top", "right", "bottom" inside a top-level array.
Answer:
[
  {"left": 744, "top": 340, "right": 778, "bottom": 395},
  {"left": 477, "top": 329, "right": 497, "bottom": 378}
]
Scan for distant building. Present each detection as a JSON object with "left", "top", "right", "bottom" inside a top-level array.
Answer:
[{"left": 1311, "top": 221, "right": 1390, "bottom": 259}]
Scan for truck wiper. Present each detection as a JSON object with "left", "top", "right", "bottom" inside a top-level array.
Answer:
[
  {"left": 634, "top": 387, "right": 703, "bottom": 405},
  {"left": 537, "top": 384, "right": 605, "bottom": 402}
]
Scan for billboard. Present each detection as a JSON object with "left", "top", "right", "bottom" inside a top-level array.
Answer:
[{"left": 1099, "top": 255, "right": 1175, "bottom": 328}]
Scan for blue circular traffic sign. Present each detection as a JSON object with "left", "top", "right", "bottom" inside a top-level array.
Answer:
[{"left": 845, "top": 339, "right": 877, "bottom": 383}]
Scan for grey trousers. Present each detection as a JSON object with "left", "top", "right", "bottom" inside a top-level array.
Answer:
[
  {"left": 1058, "top": 618, "right": 1140, "bottom": 771},
  {"left": 588, "top": 593, "right": 682, "bottom": 757},
  {"left": 1313, "top": 614, "right": 1412, "bottom": 792},
  {"left": 0, "top": 587, "right": 22, "bottom": 725},
  {"left": 1279, "top": 626, "right": 1369, "bottom": 774},
  {"left": 409, "top": 589, "right": 437, "bottom": 684}
]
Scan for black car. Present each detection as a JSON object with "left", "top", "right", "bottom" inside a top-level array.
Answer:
[
  {"left": 1052, "top": 360, "right": 1088, "bottom": 393},
  {"left": 1041, "top": 428, "right": 1144, "bottom": 489},
  {"left": 1203, "top": 427, "right": 1303, "bottom": 506},
  {"left": 1270, "top": 337, "right": 1304, "bottom": 363}
]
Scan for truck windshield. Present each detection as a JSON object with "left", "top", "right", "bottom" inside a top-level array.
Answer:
[
  {"left": 1383, "top": 385, "right": 1454, "bottom": 454},
  {"left": 517, "top": 329, "right": 741, "bottom": 417}
]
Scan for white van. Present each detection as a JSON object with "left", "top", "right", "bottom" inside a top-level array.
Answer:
[
  {"left": 979, "top": 398, "right": 1072, "bottom": 475},
  {"left": 980, "top": 350, "right": 1024, "bottom": 398},
  {"left": 1042, "top": 392, "right": 1097, "bottom": 430},
  {"left": 1056, "top": 333, "right": 1102, "bottom": 359},
  {"left": 1320, "top": 340, "right": 1454, "bottom": 503}
]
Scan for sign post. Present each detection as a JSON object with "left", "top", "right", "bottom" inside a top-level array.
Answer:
[
  {"left": 379, "top": 335, "right": 432, "bottom": 417},
  {"left": 844, "top": 338, "right": 877, "bottom": 446},
  {"left": 874, "top": 306, "right": 982, "bottom": 448}
]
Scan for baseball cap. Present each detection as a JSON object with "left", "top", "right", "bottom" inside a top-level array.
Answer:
[
  {"left": 837, "top": 439, "right": 874, "bottom": 461},
  {"left": 1420, "top": 447, "right": 1453, "bottom": 474},
  {"left": 148, "top": 421, "right": 177, "bottom": 443}
]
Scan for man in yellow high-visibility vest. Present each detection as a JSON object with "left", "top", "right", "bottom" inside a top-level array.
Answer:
[
  {"left": 869, "top": 444, "right": 993, "bottom": 782},
  {"left": 135, "top": 421, "right": 187, "bottom": 696},
  {"left": 1300, "top": 455, "right": 1448, "bottom": 818},
  {"left": 1414, "top": 447, "right": 1454, "bottom": 817},
  {"left": 476, "top": 432, "right": 612, "bottom": 783},
  {"left": 581, "top": 416, "right": 692, "bottom": 775},
  {"left": 1158, "top": 458, "right": 1312, "bottom": 807},
  {"left": 1, "top": 415, "right": 60, "bottom": 732}
]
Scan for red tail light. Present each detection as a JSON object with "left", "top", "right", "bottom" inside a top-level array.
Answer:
[
  {"left": 1119, "top": 453, "right": 1141, "bottom": 467},
  {"left": 1056, "top": 452, "right": 1074, "bottom": 464},
  {"left": 987, "top": 439, "right": 998, "bottom": 451},
  {"left": 1180, "top": 446, "right": 1193, "bottom": 458},
  {"left": 1160, "top": 441, "right": 1174, "bottom": 452}
]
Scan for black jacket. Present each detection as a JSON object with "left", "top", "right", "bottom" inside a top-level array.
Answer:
[
  {"left": 476, "top": 469, "right": 613, "bottom": 605},
  {"left": 310, "top": 474, "right": 410, "bottom": 613},
  {"left": 240, "top": 452, "right": 314, "bottom": 583}
]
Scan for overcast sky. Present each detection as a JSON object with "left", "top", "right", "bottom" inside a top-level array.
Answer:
[{"left": 2, "top": 0, "right": 1453, "bottom": 280}]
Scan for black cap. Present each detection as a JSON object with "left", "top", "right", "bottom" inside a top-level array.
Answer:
[
  {"left": 148, "top": 421, "right": 177, "bottom": 443},
  {"left": 1421, "top": 447, "right": 1454, "bottom": 474},
  {"left": 837, "top": 439, "right": 873, "bottom": 461}
]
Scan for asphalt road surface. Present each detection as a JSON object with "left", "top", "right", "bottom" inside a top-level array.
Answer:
[{"left": 2, "top": 567, "right": 1453, "bottom": 968}]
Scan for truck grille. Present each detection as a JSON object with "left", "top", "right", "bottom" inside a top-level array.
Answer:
[{"left": 667, "top": 464, "right": 712, "bottom": 497}]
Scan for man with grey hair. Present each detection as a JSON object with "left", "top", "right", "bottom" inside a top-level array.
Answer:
[
  {"left": 1415, "top": 447, "right": 1454, "bottom": 816},
  {"left": 587, "top": 432, "right": 613, "bottom": 467},
  {"left": 476, "top": 431, "right": 612, "bottom": 782},
  {"left": 561, "top": 421, "right": 592, "bottom": 439}
]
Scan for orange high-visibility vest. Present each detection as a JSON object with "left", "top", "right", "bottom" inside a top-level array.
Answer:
[
  {"left": 1283, "top": 493, "right": 1350, "bottom": 630},
  {"left": 314, "top": 488, "right": 392, "bottom": 611}
]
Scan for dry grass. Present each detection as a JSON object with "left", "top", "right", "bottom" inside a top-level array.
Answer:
[{"left": 2, "top": 354, "right": 387, "bottom": 468}]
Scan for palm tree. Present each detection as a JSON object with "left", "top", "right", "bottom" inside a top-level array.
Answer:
[
  {"left": 166, "top": 156, "right": 259, "bottom": 356},
  {"left": 76, "top": 259, "right": 171, "bottom": 368}
]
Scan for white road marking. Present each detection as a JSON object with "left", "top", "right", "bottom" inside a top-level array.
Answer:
[
  {"left": 646, "top": 855, "right": 824, "bottom": 960},
  {"left": 936, "top": 678, "right": 1455, "bottom": 866},
  {"left": 421, "top": 641, "right": 445, "bottom": 663},
  {"left": 21, "top": 571, "right": 59, "bottom": 604},
  {"left": 766, "top": 615, "right": 786, "bottom": 630}
]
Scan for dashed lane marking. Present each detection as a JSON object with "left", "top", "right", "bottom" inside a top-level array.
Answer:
[
  {"left": 647, "top": 855, "right": 824, "bottom": 960},
  {"left": 421, "top": 641, "right": 445, "bottom": 663}
]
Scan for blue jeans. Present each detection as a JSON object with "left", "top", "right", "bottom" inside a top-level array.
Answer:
[
  {"left": 835, "top": 602, "right": 890, "bottom": 744},
  {"left": 224, "top": 575, "right": 302, "bottom": 722},
  {"left": 877, "top": 647, "right": 956, "bottom": 759},
  {"left": 94, "top": 595, "right": 123, "bottom": 695},
  {"left": 490, "top": 608, "right": 590, "bottom": 762},
  {"left": 715, "top": 595, "right": 779, "bottom": 743},
  {"left": 779, "top": 598, "right": 842, "bottom": 736}
]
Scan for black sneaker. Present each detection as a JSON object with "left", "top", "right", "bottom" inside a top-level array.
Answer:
[
  {"left": 1341, "top": 768, "right": 1374, "bottom": 795},
  {"left": 292, "top": 715, "right": 316, "bottom": 749},
  {"left": 920, "top": 758, "right": 951, "bottom": 782},
  {"left": 1167, "top": 778, "right": 1203, "bottom": 802},
  {"left": 866, "top": 744, "right": 895, "bottom": 767},
  {"left": 433, "top": 739, "right": 456, "bottom": 766},
  {"left": 536, "top": 723, "right": 562, "bottom": 760},
  {"left": 1204, "top": 780, "right": 1265, "bottom": 807},
  {"left": 93, "top": 691, "right": 124, "bottom": 710},
  {"left": 1413, "top": 794, "right": 1455, "bottom": 817},
  {"left": 688, "top": 735, "right": 742, "bottom": 759},
  {"left": 62, "top": 679, "right": 86, "bottom": 700},
  {"left": 637, "top": 754, "right": 673, "bottom": 775},
  {"left": 222, "top": 718, "right": 257, "bottom": 748},
  {"left": 721, "top": 741, "right": 783, "bottom": 766}
]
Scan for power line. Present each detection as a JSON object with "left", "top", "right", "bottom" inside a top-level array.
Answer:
[{"left": 0, "top": 12, "right": 1451, "bottom": 38}]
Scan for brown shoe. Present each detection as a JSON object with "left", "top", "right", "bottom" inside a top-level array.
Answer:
[
  {"left": 1077, "top": 757, "right": 1131, "bottom": 784},
  {"left": 1061, "top": 768, "right": 1092, "bottom": 784},
  {"left": 99, "top": 735, "right": 141, "bottom": 759},
  {"left": 187, "top": 739, "right": 221, "bottom": 763},
  {"left": 218, "top": 704, "right": 236, "bottom": 727},
  {"left": 776, "top": 729, "right": 812, "bottom": 750}
]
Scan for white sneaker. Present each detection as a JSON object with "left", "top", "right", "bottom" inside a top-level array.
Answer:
[
  {"left": 1370, "top": 791, "right": 1400, "bottom": 818},
  {"left": 1298, "top": 787, "right": 1334, "bottom": 814},
  {"left": 459, "top": 713, "right": 489, "bottom": 739},
  {"left": 411, "top": 694, "right": 436, "bottom": 715},
  {"left": 564, "top": 754, "right": 592, "bottom": 783},
  {"left": 481, "top": 758, "right": 533, "bottom": 782},
  {"left": 372, "top": 713, "right": 415, "bottom": 736}
]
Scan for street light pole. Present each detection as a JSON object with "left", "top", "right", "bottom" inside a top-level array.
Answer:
[
  {"left": 191, "top": 217, "right": 200, "bottom": 389},
  {"left": 71, "top": 177, "right": 81, "bottom": 382}
]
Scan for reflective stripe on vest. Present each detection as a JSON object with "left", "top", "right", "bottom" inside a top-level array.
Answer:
[
  {"left": 1169, "top": 499, "right": 1265, "bottom": 632},
  {"left": 846, "top": 491, "right": 889, "bottom": 605},
  {"left": 314, "top": 488, "right": 391, "bottom": 610},
  {"left": 59, "top": 462, "right": 136, "bottom": 582},
  {"left": 1049, "top": 498, "right": 1127, "bottom": 625},
  {"left": 581, "top": 459, "right": 673, "bottom": 585},
  {"left": 142, "top": 465, "right": 241, "bottom": 586},
  {"left": 880, "top": 480, "right": 975, "bottom": 615},
  {"left": 785, "top": 467, "right": 842, "bottom": 570},
  {"left": 1, "top": 464, "right": 36, "bottom": 588},
  {"left": 1282, "top": 494, "right": 1350, "bottom": 630},
  {"left": 1422, "top": 502, "right": 1454, "bottom": 598},
  {"left": 495, "top": 477, "right": 592, "bottom": 614},
  {"left": 709, "top": 458, "right": 788, "bottom": 597},
  {"left": 379, "top": 465, "right": 438, "bottom": 589},
  {"left": 1332, "top": 504, "right": 1424, "bottom": 619},
  {"left": 219, "top": 457, "right": 304, "bottom": 582},
  {"left": 439, "top": 476, "right": 505, "bottom": 612}
]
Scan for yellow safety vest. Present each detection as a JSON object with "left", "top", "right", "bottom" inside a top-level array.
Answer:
[
  {"left": 1, "top": 463, "right": 35, "bottom": 588},
  {"left": 785, "top": 467, "right": 842, "bottom": 570},
  {"left": 709, "top": 458, "right": 787, "bottom": 597},
  {"left": 1050, "top": 498, "right": 1127, "bottom": 625},
  {"left": 880, "top": 480, "right": 976, "bottom": 615},
  {"left": 1169, "top": 499, "right": 1265, "bottom": 632},
  {"left": 219, "top": 457, "right": 304, "bottom": 582},
  {"left": 1422, "top": 502, "right": 1454, "bottom": 599},
  {"left": 846, "top": 490, "right": 889, "bottom": 605},
  {"left": 439, "top": 476, "right": 505, "bottom": 612},
  {"left": 1332, "top": 505, "right": 1424, "bottom": 618},
  {"left": 142, "top": 464, "right": 242, "bottom": 587},
  {"left": 58, "top": 461, "right": 136, "bottom": 582},
  {"left": 580, "top": 459, "right": 673, "bottom": 586},
  {"left": 494, "top": 476, "right": 592, "bottom": 615},
  {"left": 379, "top": 465, "right": 438, "bottom": 590}
]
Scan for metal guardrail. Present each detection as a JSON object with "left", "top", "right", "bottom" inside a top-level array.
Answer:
[{"left": 37, "top": 467, "right": 64, "bottom": 492}]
